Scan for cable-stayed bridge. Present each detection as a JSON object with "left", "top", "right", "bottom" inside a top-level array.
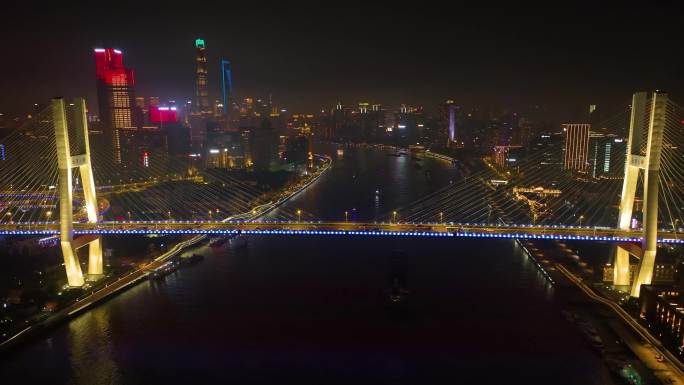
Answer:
[{"left": 1, "top": 92, "right": 684, "bottom": 297}]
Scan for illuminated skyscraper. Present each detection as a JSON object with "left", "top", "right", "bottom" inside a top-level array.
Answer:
[
  {"left": 95, "top": 48, "right": 135, "bottom": 129},
  {"left": 448, "top": 104, "right": 456, "bottom": 142},
  {"left": 440, "top": 100, "right": 458, "bottom": 146},
  {"left": 563, "top": 123, "right": 590, "bottom": 170},
  {"left": 194, "top": 39, "right": 211, "bottom": 115},
  {"left": 590, "top": 134, "right": 626, "bottom": 179},
  {"left": 220, "top": 59, "right": 233, "bottom": 116},
  {"left": 94, "top": 48, "right": 136, "bottom": 164}
]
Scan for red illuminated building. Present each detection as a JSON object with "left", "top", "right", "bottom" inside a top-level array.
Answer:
[
  {"left": 94, "top": 48, "right": 136, "bottom": 164},
  {"left": 149, "top": 106, "right": 178, "bottom": 124},
  {"left": 95, "top": 48, "right": 135, "bottom": 129}
]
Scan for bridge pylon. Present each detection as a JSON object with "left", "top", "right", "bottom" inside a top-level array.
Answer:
[
  {"left": 614, "top": 91, "right": 667, "bottom": 297},
  {"left": 53, "top": 97, "right": 103, "bottom": 287}
]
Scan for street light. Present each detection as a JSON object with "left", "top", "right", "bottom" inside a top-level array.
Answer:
[
  {"left": 344, "top": 210, "right": 349, "bottom": 222},
  {"left": 439, "top": 212, "right": 444, "bottom": 224},
  {"left": 579, "top": 214, "right": 584, "bottom": 226},
  {"left": 297, "top": 209, "right": 302, "bottom": 222},
  {"left": 393, "top": 211, "right": 398, "bottom": 223}
]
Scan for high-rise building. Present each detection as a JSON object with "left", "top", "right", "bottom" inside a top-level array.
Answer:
[
  {"left": 437, "top": 100, "right": 459, "bottom": 147},
  {"left": 95, "top": 48, "right": 135, "bottom": 129},
  {"left": 94, "top": 48, "right": 136, "bottom": 164},
  {"left": 194, "top": 39, "right": 211, "bottom": 115},
  {"left": 220, "top": 59, "right": 233, "bottom": 116},
  {"left": 563, "top": 123, "right": 590, "bottom": 170},
  {"left": 189, "top": 39, "right": 212, "bottom": 152},
  {"left": 590, "top": 134, "right": 626, "bottom": 179},
  {"left": 449, "top": 105, "right": 457, "bottom": 141}
]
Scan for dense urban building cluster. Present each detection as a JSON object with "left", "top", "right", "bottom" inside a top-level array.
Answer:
[{"left": 0, "top": 37, "right": 635, "bottom": 189}]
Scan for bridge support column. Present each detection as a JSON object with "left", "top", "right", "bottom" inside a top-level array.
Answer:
[
  {"left": 631, "top": 91, "right": 667, "bottom": 297},
  {"left": 615, "top": 166, "right": 639, "bottom": 284},
  {"left": 87, "top": 238, "right": 103, "bottom": 276},
  {"left": 74, "top": 98, "right": 103, "bottom": 277},
  {"left": 54, "top": 98, "right": 85, "bottom": 287},
  {"left": 53, "top": 97, "right": 103, "bottom": 286},
  {"left": 614, "top": 92, "right": 647, "bottom": 288},
  {"left": 614, "top": 247, "right": 631, "bottom": 286}
]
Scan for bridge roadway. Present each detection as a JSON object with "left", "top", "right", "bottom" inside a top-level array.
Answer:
[{"left": 1, "top": 221, "right": 683, "bottom": 243}]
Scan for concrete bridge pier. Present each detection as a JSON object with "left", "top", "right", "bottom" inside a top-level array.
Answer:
[
  {"left": 613, "top": 91, "right": 667, "bottom": 297},
  {"left": 53, "top": 97, "right": 103, "bottom": 287}
]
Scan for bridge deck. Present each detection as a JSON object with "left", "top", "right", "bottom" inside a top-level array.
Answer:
[{"left": 0, "top": 221, "right": 682, "bottom": 243}]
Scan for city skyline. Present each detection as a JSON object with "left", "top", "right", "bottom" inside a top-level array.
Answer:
[{"left": 2, "top": 2, "right": 683, "bottom": 118}]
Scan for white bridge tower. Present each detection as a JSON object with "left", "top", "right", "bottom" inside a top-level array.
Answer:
[
  {"left": 53, "top": 97, "right": 103, "bottom": 287},
  {"left": 614, "top": 91, "right": 668, "bottom": 297}
]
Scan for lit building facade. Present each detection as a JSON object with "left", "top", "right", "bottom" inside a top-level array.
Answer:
[
  {"left": 205, "top": 131, "right": 251, "bottom": 169},
  {"left": 94, "top": 48, "right": 136, "bottom": 165},
  {"left": 638, "top": 285, "right": 684, "bottom": 356},
  {"left": 590, "top": 134, "right": 626, "bottom": 179},
  {"left": 220, "top": 59, "right": 233, "bottom": 116},
  {"left": 563, "top": 123, "right": 590, "bottom": 170},
  {"left": 194, "top": 39, "right": 211, "bottom": 115},
  {"left": 446, "top": 100, "right": 456, "bottom": 143},
  {"left": 149, "top": 105, "right": 178, "bottom": 124}
]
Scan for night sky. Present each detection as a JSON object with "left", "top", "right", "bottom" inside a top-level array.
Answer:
[{"left": 1, "top": 1, "right": 683, "bottom": 118}]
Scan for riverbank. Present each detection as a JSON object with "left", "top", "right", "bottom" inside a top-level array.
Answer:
[
  {"left": 0, "top": 234, "right": 206, "bottom": 354},
  {"left": 0, "top": 154, "right": 333, "bottom": 355}
]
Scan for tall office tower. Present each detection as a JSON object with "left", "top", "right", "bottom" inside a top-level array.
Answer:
[
  {"left": 194, "top": 39, "right": 211, "bottom": 115},
  {"left": 590, "top": 134, "right": 626, "bottom": 179},
  {"left": 448, "top": 104, "right": 456, "bottom": 142},
  {"left": 441, "top": 100, "right": 457, "bottom": 145},
  {"left": 220, "top": 59, "right": 233, "bottom": 116},
  {"left": 563, "top": 123, "right": 590, "bottom": 170},
  {"left": 94, "top": 48, "right": 136, "bottom": 164}
]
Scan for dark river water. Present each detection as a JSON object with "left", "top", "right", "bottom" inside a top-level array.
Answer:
[{"left": 0, "top": 145, "right": 614, "bottom": 384}]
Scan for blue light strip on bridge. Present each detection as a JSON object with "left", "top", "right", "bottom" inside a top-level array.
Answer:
[{"left": 0, "top": 229, "right": 683, "bottom": 244}]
